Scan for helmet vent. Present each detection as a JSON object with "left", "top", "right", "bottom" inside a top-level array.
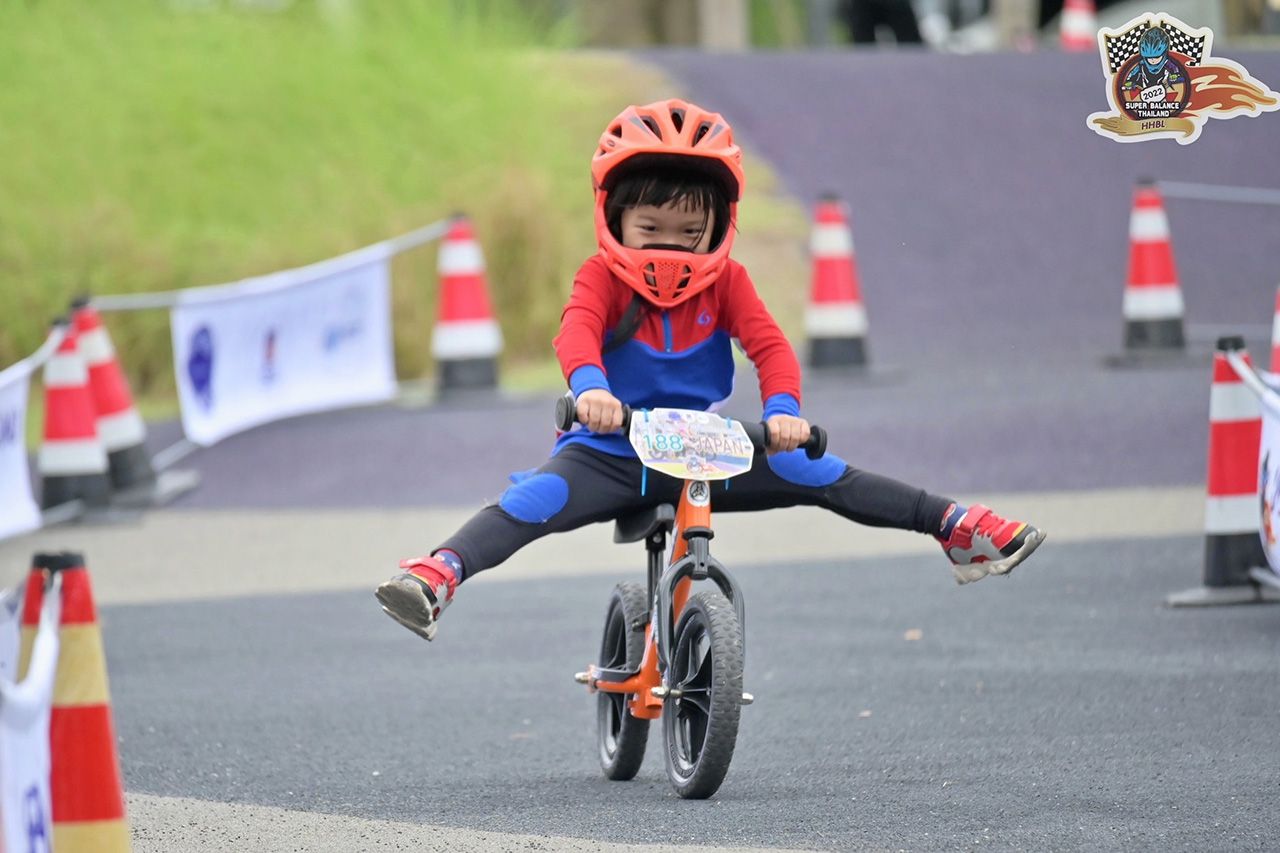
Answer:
[
  {"left": 670, "top": 108, "right": 685, "bottom": 132},
  {"left": 609, "top": 124, "right": 623, "bottom": 138},
  {"left": 692, "top": 121, "right": 712, "bottom": 146},
  {"left": 640, "top": 116, "right": 662, "bottom": 139},
  {"left": 642, "top": 260, "right": 694, "bottom": 301}
]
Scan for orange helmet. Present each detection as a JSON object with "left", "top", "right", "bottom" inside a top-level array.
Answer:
[{"left": 591, "top": 99, "right": 745, "bottom": 309}]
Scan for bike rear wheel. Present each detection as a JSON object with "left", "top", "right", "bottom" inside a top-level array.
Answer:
[
  {"left": 662, "top": 589, "right": 743, "bottom": 799},
  {"left": 596, "top": 582, "right": 650, "bottom": 780}
]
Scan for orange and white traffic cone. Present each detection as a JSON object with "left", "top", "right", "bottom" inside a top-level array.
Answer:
[
  {"left": 20, "top": 552, "right": 131, "bottom": 851},
  {"left": 431, "top": 217, "right": 502, "bottom": 394},
  {"left": 1270, "top": 285, "right": 1280, "bottom": 372},
  {"left": 1122, "top": 179, "right": 1186, "bottom": 352},
  {"left": 1059, "top": 0, "right": 1097, "bottom": 52},
  {"left": 805, "top": 194, "right": 869, "bottom": 369},
  {"left": 72, "top": 300, "right": 155, "bottom": 494},
  {"left": 1168, "top": 337, "right": 1273, "bottom": 606},
  {"left": 38, "top": 322, "right": 111, "bottom": 511}
]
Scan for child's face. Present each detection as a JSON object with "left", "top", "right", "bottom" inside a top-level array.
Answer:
[{"left": 619, "top": 201, "right": 715, "bottom": 253}]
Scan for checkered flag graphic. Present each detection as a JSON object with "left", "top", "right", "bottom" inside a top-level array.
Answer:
[{"left": 1104, "top": 22, "right": 1207, "bottom": 74}]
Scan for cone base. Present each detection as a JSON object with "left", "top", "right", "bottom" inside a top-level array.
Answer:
[
  {"left": 807, "top": 337, "right": 868, "bottom": 369},
  {"left": 41, "top": 472, "right": 111, "bottom": 511},
  {"left": 1202, "top": 532, "right": 1268, "bottom": 588},
  {"left": 107, "top": 442, "right": 156, "bottom": 492},
  {"left": 438, "top": 358, "right": 498, "bottom": 394},
  {"left": 1166, "top": 583, "right": 1280, "bottom": 607},
  {"left": 1124, "top": 318, "right": 1185, "bottom": 350},
  {"left": 111, "top": 467, "right": 202, "bottom": 510}
]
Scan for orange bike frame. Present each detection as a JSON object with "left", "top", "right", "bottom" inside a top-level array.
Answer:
[{"left": 590, "top": 479, "right": 710, "bottom": 720}]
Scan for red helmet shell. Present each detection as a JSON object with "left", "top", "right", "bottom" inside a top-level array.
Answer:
[{"left": 592, "top": 99, "right": 745, "bottom": 309}]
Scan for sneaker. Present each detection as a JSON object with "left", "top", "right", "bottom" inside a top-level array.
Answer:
[
  {"left": 375, "top": 555, "right": 458, "bottom": 641},
  {"left": 938, "top": 503, "right": 1045, "bottom": 585}
]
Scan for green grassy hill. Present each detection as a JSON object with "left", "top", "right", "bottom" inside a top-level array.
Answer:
[{"left": 0, "top": 1, "right": 807, "bottom": 410}]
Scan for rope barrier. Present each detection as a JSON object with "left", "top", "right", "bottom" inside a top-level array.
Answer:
[{"left": 91, "top": 216, "right": 456, "bottom": 312}]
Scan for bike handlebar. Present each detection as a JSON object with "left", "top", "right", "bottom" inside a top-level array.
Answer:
[{"left": 554, "top": 393, "right": 828, "bottom": 460}]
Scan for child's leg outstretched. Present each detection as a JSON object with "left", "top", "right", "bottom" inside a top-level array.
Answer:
[
  {"left": 375, "top": 445, "right": 678, "bottom": 641},
  {"left": 715, "top": 449, "right": 1044, "bottom": 584}
]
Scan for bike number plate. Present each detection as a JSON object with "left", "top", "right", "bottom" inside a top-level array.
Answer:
[{"left": 629, "top": 408, "right": 754, "bottom": 481}]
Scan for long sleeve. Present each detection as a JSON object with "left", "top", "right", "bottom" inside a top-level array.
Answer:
[
  {"left": 553, "top": 256, "right": 620, "bottom": 393},
  {"left": 719, "top": 261, "right": 802, "bottom": 414}
]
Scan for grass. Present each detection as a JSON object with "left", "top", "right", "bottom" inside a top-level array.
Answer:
[{"left": 2, "top": 2, "right": 810, "bottom": 449}]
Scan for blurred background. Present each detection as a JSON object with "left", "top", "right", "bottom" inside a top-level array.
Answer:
[{"left": 1, "top": 0, "right": 1277, "bottom": 426}]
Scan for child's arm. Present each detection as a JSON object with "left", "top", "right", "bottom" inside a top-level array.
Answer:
[
  {"left": 720, "top": 262, "right": 809, "bottom": 451},
  {"left": 553, "top": 259, "right": 625, "bottom": 433}
]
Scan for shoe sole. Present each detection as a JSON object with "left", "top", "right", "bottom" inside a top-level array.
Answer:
[
  {"left": 375, "top": 577, "right": 438, "bottom": 642},
  {"left": 953, "top": 528, "right": 1047, "bottom": 585}
]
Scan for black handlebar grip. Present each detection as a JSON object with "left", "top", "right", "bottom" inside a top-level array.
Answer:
[
  {"left": 804, "top": 425, "right": 827, "bottom": 460},
  {"left": 554, "top": 392, "right": 576, "bottom": 432},
  {"left": 554, "top": 393, "right": 633, "bottom": 433}
]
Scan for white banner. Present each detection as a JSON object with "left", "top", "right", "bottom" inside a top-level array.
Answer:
[
  {"left": 0, "top": 373, "right": 39, "bottom": 542},
  {"left": 0, "top": 577, "right": 59, "bottom": 853},
  {"left": 1257, "top": 369, "right": 1280, "bottom": 580},
  {"left": 171, "top": 243, "right": 397, "bottom": 446}
]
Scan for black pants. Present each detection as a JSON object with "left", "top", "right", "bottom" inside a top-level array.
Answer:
[{"left": 438, "top": 445, "right": 954, "bottom": 581}]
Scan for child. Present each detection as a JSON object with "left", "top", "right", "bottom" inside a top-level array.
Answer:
[{"left": 376, "top": 98, "right": 1044, "bottom": 642}]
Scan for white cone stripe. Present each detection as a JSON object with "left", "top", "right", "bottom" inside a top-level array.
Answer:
[
  {"left": 97, "top": 407, "right": 146, "bottom": 450},
  {"left": 432, "top": 320, "right": 504, "bottom": 359},
  {"left": 77, "top": 327, "right": 115, "bottom": 365},
  {"left": 1123, "top": 286, "right": 1184, "bottom": 320},
  {"left": 1272, "top": 309, "right": 1280, "bottom": 346},
  {"left": 1129, "top": 209, "right": 1171, "bottom": 242},
  {"left": 1205, "top": 494, "right": 1258, "bottom": 534},
  {"left": 38, "top": 439, "right": 108, "bottom": 475},
  {"left": 805, "top": 304, "right": 869, "bottom": 337},
  {"left": 809, "top": 225, "right": 854, "bottom": 258},
  {"left": 42, "top": 353, "right": 89, "bottom": 388},
  {"left": 1062, "top": 8, "right": 1095, "bottom": 30},
  {"left": 438, "top": 241, "right": 485, "bottom": 276},
  {"left": 1209, "top": 382, "right": 1261, "bottom": 423}
]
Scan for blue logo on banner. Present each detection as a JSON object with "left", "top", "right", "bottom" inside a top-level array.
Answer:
[
  {"left": 24, "top": 784, "right": 49, "bottom": 852},
  {"left": 323, "top": 321, "right": 361, "bottom": 352},
  {"left": 0, "top": 408, "right": 19, "bottom": 448},
  {"left": 188, "top": 326, "right": 214, "bottom": 411}
]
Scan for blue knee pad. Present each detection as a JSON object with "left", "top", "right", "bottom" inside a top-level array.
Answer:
[
  {"left": 499, "top": 472, "right": 570, "bottom": 523},
  {"left": 766, "top": 449, "right": 847, "bottom": 488}
]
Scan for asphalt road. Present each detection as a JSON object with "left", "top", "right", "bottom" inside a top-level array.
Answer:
[{"left": 105, "top": 535, "right": 1280, "bottom": 852}]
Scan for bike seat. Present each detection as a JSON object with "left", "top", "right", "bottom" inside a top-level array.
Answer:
[{"left": 613, "top": 504, "right": 675, "bottom": 543}]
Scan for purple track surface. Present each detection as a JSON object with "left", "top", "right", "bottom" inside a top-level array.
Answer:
[{"left": 152, "top": 50, "right": 1279, "bottom": 509}]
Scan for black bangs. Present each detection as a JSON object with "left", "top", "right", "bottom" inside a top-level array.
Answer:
[{"left": 604, "top": 163, "right": 733, "bottom": 250}]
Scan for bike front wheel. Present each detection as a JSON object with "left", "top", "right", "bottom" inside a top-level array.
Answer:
[
  {"left": 596, "top": 582, "right": 650, "bottom": 780},
  {"left": 662, "top": 589, "right": 743, "bottom": 799}
]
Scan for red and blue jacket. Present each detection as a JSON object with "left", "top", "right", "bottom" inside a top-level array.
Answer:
[{"left": 553, "top": 255, "right": 802, "bottom": 457}]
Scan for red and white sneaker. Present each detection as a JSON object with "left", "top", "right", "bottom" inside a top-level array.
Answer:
[
  {"left": 375, "top": 555, "right": 458, "bottom": 641},
  {"left": 937, "top": 503, "right": 1045, "bottom": 585}
]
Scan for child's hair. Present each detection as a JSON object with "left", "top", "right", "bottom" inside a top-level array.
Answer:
[{"left": 604, "top": 162, "right": 732, "bottom": 252}]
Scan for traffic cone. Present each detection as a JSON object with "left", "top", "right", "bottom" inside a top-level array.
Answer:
[
  {"left": 1122, "top": 179, "right": 1186, "bottom": 352},
  {"left": 1059, "top": 0, "right": 1097, "bottom": 51},
  {"left": 431, "top": 216, "right": 502, "bottom": 394},
  {"left": 1270, "top": 286, "right": 1280, "bottom": 372},
  {"left": 805, "top": 194, "right": 869, "bottom": 369},
  {"left": 1167, "top": 337, "right": 1275, "bottom": 606},
  {"left": 38, "top": 322, "right": 111, "bottom": 511},
  {"left": 72, "top": 300, "right": 155, "bottom": 494},
  {"left": 19, "top": 552, "right": 131, "bottom": 851}
]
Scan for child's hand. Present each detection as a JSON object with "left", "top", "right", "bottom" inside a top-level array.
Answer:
[
  {"left": 765, "top": 415, "right": 811, "bottom": 454},
  {"left": 577, "top": 389, "right": 626, "bottom": 434}
]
